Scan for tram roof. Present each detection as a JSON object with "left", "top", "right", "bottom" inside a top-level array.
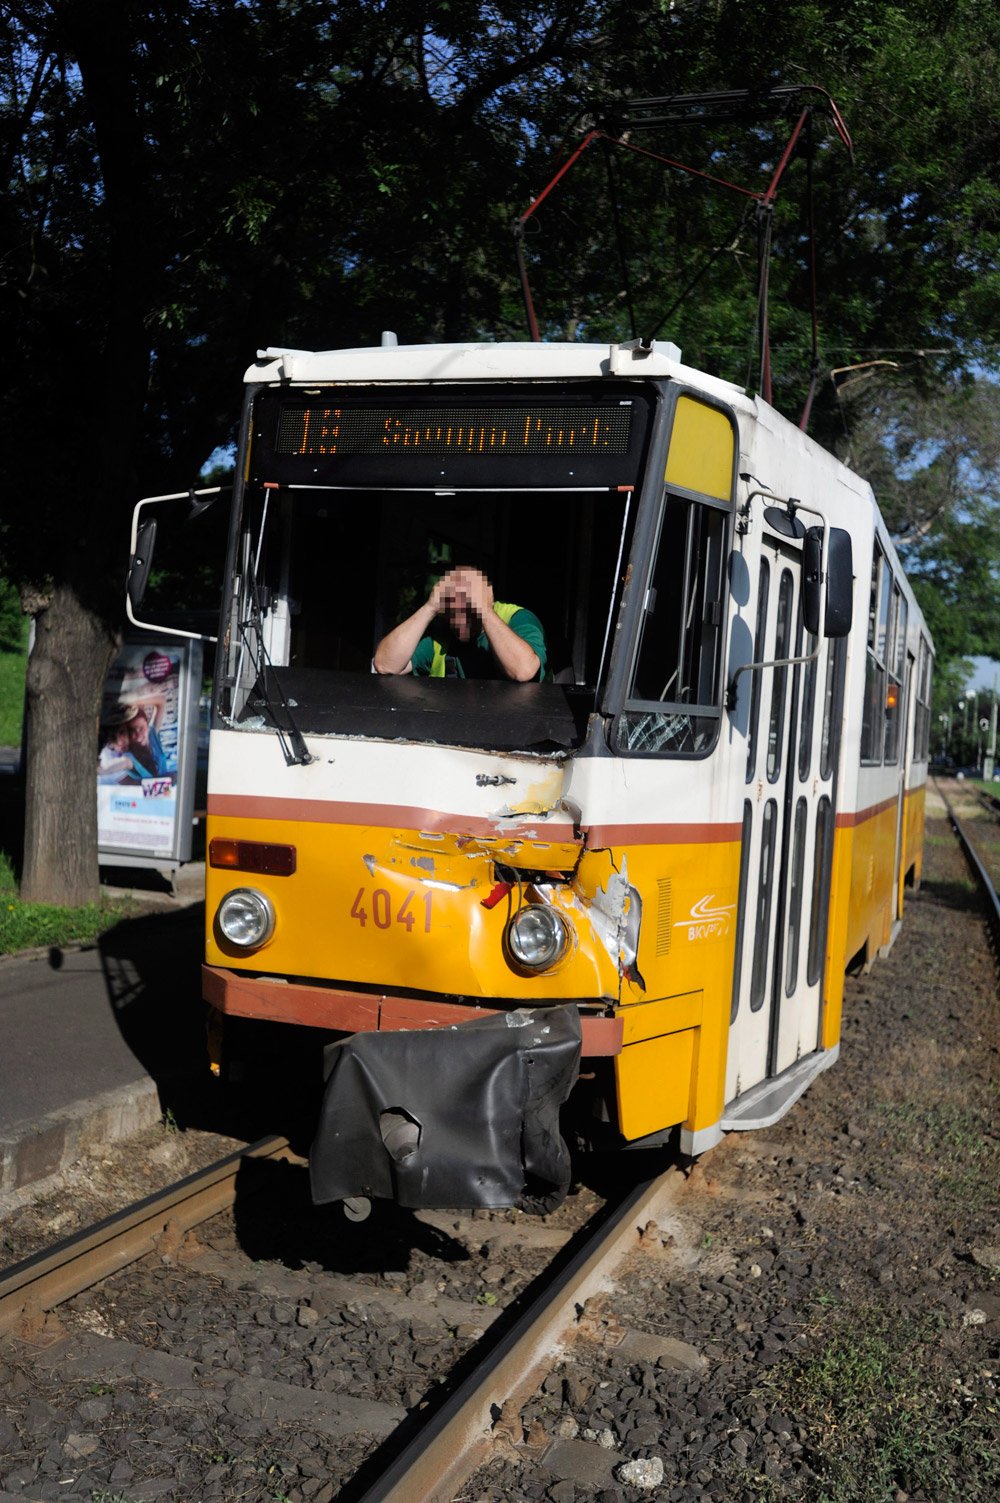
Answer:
[
  {"left": 242, "top": 338, "right": 930, "bottom": 646},
  {"left": 243, "top": 337, "right": 875, "bottom": 494},
  {"left": 245, "top": 338, "right": 747, "bottom": 407}
]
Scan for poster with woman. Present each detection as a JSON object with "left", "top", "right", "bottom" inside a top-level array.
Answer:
[{"left": 97, "top": 638, "right": 201, "bottom": 862}]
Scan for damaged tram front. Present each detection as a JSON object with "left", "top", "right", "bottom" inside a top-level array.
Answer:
[{"left": 190, "top": 338, "right": 748, "bottom": 1212}]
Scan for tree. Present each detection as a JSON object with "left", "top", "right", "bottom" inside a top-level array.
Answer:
[
  {"left": 2, "top": 0, "right": 999, "bottom": 901},
  {"left": 836, "top": 373, "right": 1000, "bottom": 673},
  {"left": 509, "top": 2, "right": 1000, "bottom": 426},
  {"left": 0, "top": 0, "right": 602, "bottom": 903}
]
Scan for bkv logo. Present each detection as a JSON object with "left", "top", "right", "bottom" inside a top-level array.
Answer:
[{"left": 675, "top": 895, "right": 734, "bottom": 943}]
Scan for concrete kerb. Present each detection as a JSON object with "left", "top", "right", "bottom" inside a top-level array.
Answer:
[
  {"left": 0, "top": 1077, "right": 163, "bottom": 1203},
  {"left": 0, "top": 863, "right": 206, "bottom": 968},
  {"left": 0, "top": 864, "right": 204, "bottom": 1205},
  {"left": 99, "top": 859, "right": 207, "bottom": 911}
]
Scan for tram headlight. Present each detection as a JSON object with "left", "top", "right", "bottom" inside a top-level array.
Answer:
[
  {"left": 505, "top": 903, "right": 570, "bottom": 972},
  {"left": 217, "top": 887, "right": 275, "bottom": 949}
]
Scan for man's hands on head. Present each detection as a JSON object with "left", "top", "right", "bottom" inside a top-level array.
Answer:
[
  {"left": 454, "top": 567, "right": 493, "bottom": 620},
  {"left": 376, "top": 563, "right": 537, "bottom": 680},
  {"left": 428, "top": 566, "right": 493, "bottom": 623}
]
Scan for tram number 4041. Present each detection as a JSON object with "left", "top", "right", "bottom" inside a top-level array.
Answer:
[{"left": 350, "top": 886, "right": 433, "bottom": 933}]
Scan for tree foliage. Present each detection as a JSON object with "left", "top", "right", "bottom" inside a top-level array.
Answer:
[
  {"left": 838, "top": 375, "right": 1000, "bottom": 669},
  {"left": 1, "top": 0, "right": 999, "bottom": 898}
]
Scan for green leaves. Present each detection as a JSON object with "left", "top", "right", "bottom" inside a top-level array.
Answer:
[{"left": 1, "top": 0, "right": 998, "bottom": 676}]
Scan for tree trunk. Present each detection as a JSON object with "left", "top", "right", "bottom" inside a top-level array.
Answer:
[{"left": 20, "top": 583, "right": 118, "bottom": 906}]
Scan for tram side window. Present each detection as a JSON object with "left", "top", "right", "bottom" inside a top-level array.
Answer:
[
  {"left": 820, "top": 637, "right": 845, "bottom": 781},
  {"left": 884, "top": 588, "right": 907, "bottom": 764},
  {"left": 730, "top": 801, "right": 754, "bottom": 1024},
  {"left": 749, "top": 800, "right": 778, "bottom": 1011},
  {"left": 797, "top": 628, "right": 818, "bottom": 781},
  {"left": 766, "top": 570, "right": 794, "bottom": 782},
  {"left": 615, "top": 494, "right": 729, "bottom": 756},
  {"left": 785, "top": 797, "right": 808, "bottom": 995},
  {"left": 861, "top": 544, "right": 890, "bottom": 763},
  {"left": 914, "top": 636, "right": 933, "bottom": 761},
  {"left": 745, "top": 559, "right": 770, "bottom": 782},
  {"left": 807, "top": 796, "right": 833, "bottom": 986}
]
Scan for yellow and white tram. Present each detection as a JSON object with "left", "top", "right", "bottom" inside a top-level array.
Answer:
[{"left": 130, "top": 336, "right": 932, "bottom": 1212}]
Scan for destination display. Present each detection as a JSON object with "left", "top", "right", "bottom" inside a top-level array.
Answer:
[
  {"left": 274, "top": 403, "right": 633, "bottom": 458},
  {"left": 252, "top": 384, "right": 654, "bottom": 489}
]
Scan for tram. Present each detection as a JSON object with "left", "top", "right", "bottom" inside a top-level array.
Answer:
[{"left": 128, "top": 335, "right": 932, "bottom": 1213}]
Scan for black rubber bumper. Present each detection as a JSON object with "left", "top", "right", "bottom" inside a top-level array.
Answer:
[{"left": 309, "top": 1003, "right": 582, "bottom": 1212}]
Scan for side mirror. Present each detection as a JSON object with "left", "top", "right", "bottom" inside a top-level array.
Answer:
[
  {"left": 125, "top": 486, "right": 228, "bottom": 643},
  {"left": 803, "top": 526, "right": 853, "bottom": 639},
  {"left": 127, "top": 517, "right": 157, "bottom": 614}
]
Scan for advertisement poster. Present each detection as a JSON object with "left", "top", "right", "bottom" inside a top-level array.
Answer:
[{"left": 97, "top": 637, "right": 201, "bottom": 863}]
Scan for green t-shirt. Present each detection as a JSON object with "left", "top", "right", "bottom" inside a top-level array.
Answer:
[{"left": 411, "top": 602, "right": 546, "bottom": 679}]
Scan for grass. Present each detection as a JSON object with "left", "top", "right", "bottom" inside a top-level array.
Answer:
[
  {"left": 872, "top": 1100, "right": 999, "bottom": 1209},
  {"left": 0, "top": 614, "right": 28, "bottom": 748},
  {"left": 0, "top": 849, "right": 136, "bottom": 955},
  {"left": 873, "top": 1100, "right": 992, "bottom": 1156},
  {"left": 756, "top": 1304, "right": 1000, "bottom": 1502}
]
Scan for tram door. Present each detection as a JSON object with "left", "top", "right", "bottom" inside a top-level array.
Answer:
[{"left": 726, "top": 537, "right": 840, "bottom": 1106}]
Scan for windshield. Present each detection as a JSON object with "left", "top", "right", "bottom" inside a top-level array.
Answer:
[
  {"left": 217, "top": 481, "right": 637, "bottom": 752},
  {"left": 214, "top": 382, "right": 656, "bottom": 752}
]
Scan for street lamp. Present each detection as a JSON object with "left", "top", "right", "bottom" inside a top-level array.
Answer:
[{"left": 985, "top": 686, "right": 998, "bottom": 780}]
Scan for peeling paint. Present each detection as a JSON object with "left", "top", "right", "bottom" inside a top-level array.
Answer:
[
  {"left": 494, "top": 766, "right": 566, "bottom": 818},
  {"left": 575, "top": 853, "right": 644, "bottom": 983},
  {"left": 588, "top": 862, "right": 630, "bottom": 965},
  {"left": 362, "top": 853, "right": 376, "bottom": 876},
  {"left": 393, "top": 827, "right": 581, "bottom": 876}
]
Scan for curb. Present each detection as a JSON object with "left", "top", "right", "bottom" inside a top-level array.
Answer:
[
  {"left": 0, "top": 1077, "right": 162, "bottom": 1201},
  {"left": 0, "top": 866, "right": 206, "bottom": 965},
  {"left": 0, "top": 939, "right": 99, "bottom": 967}
]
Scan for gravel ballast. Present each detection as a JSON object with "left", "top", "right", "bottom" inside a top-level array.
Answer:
[
  {"left": 1, "top": 801, "right": 997, "bottom": 1502},
  {"left": 472, "top": 803, "right": 999, "bottom": 1501}
]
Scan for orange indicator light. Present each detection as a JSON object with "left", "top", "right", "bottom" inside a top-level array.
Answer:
[{"left": 209, "top": 839, "right": 297, "bottom": 876}]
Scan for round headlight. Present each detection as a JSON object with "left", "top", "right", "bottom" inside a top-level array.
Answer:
[
  {"left": 217, "top": 887, "right": 275, "bottom": 948},
  {"left": 505, "top": 903, "right": 570, "bottom": 972}
]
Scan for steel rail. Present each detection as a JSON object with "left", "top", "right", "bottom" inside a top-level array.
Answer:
[
  {"left": 354, "top": 1165, "right": 682, "bottom": 1503},
  {"left": 0, "top": 1134, "right": 299, "bottom": 1334},
  {"left": 935, "top": 778, "right": 1000, "bottom": 948},
  {"left": 975, "top": 786, "right": 1000, "bottom": 818}
]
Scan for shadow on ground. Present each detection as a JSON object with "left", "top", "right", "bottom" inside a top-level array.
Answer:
[
  {"left": 95, "top": 900, "right": 330, "bottom": 1149},
  {"left": 230, "top": 1153, "right": 473, "bottom": 1274},
  {"left": 97, "top": 902, "right": 218, "bottom": 1129},
  {"left": 917, "top": 877, "right": 989, "bottom": 913}
]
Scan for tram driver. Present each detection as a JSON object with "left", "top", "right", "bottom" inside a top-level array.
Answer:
[{"left": 373, "top": 566, "right": 546, "bottom": 682}]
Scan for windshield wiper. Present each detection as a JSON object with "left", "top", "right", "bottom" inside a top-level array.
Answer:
[{"left": 238, "top": 572, "right": 315, "bottom": 767}]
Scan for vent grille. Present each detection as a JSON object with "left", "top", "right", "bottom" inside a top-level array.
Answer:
[{"left": 656, "top": 879, "right": 673, "bottom": 956}]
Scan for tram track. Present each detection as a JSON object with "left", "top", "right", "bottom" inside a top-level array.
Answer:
[
  {"left": 0, "top": 806, "right": 997, "bottom": 1502},
  {"left": 0, "top": 1124, "right": 686, "bottom": 1501},
  {"left": 0, "top": 1136, "right": 299, "bottom": 1341},
  {"left": 933, "top": 776, "right": 1000, "bottom": 946}
]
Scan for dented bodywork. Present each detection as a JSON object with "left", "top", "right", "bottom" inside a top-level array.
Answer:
[
  {"left": 206, "top": 732, "right": 650, "bottom": 1005},
  {"left": 203, "top": 730, "right": 668, "bottom": 1211}
]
